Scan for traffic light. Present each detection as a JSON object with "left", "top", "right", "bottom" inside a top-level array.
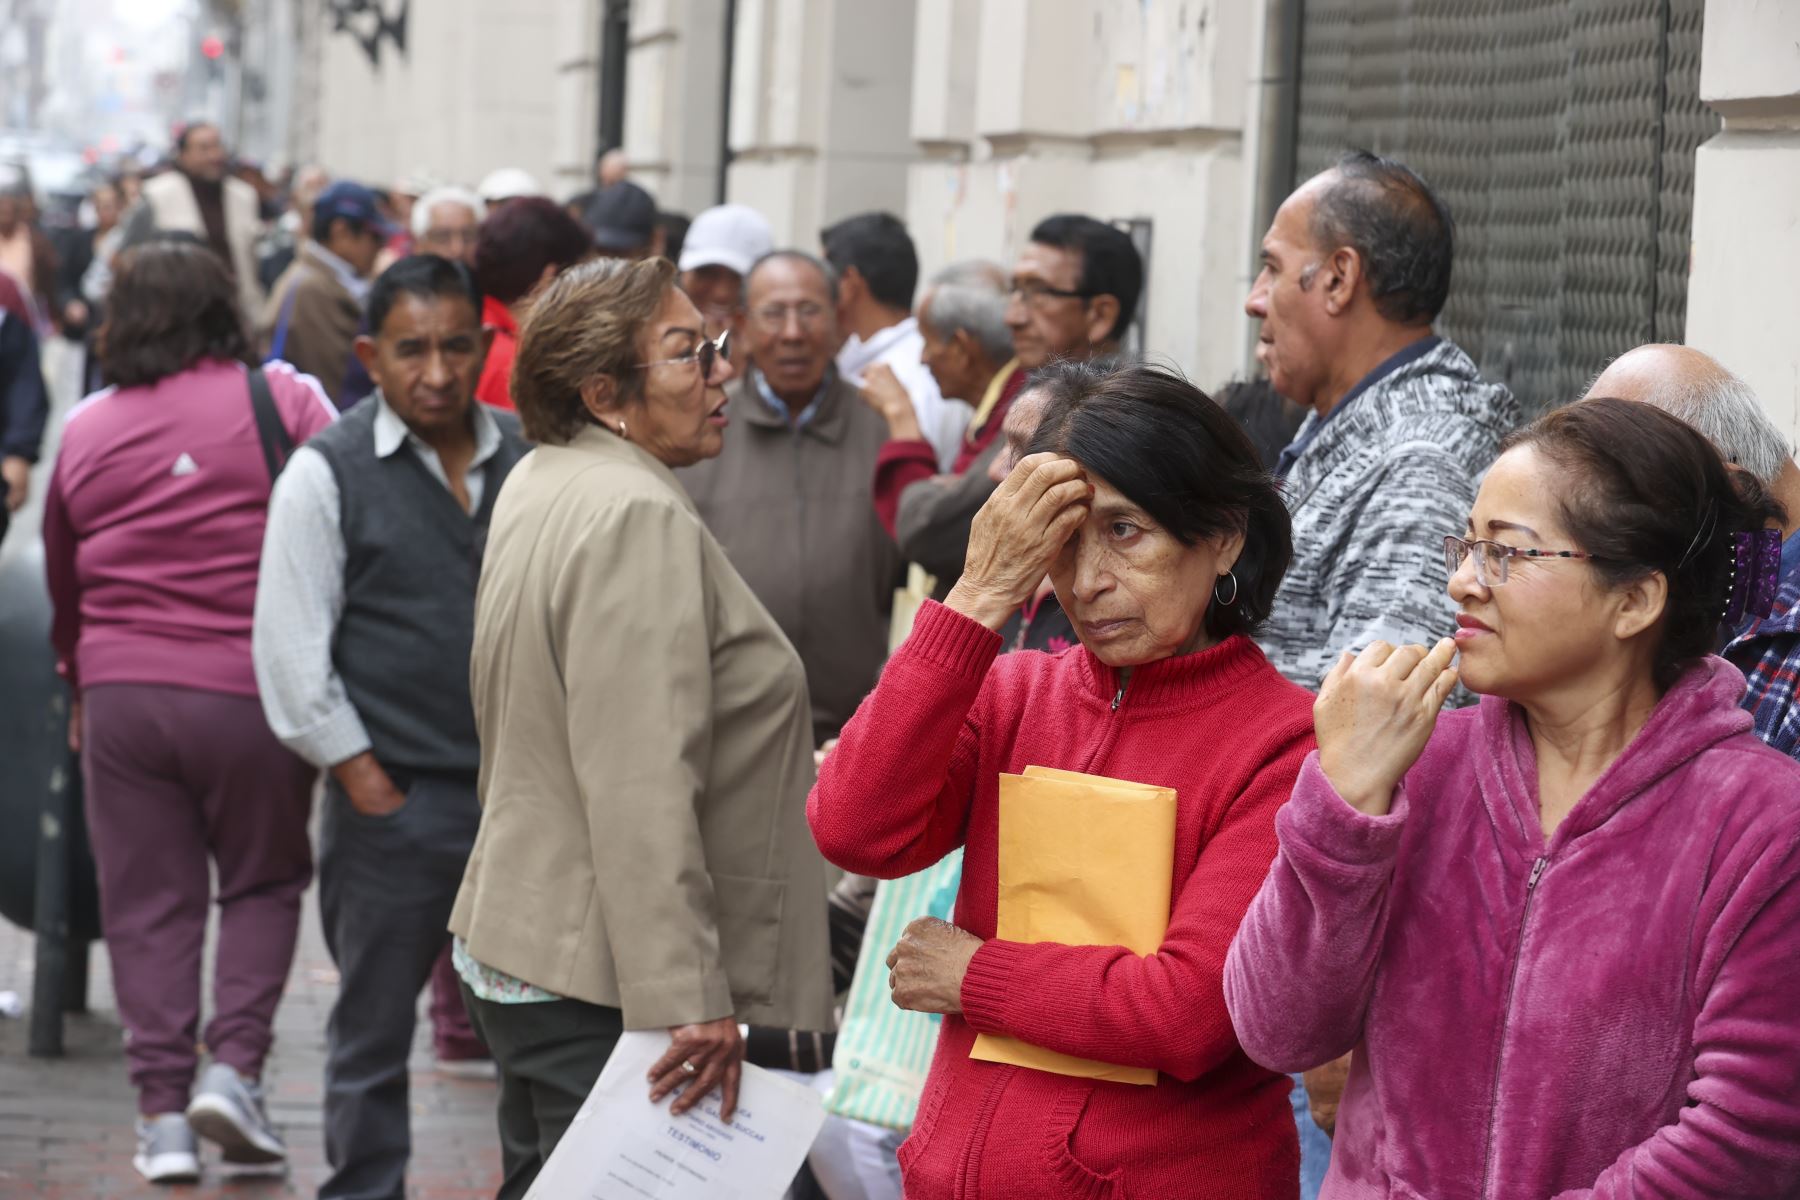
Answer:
[{"left": 200, "top": 35, "right": 224, "bottom": 60}]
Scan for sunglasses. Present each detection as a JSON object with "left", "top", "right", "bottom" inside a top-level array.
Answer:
[{"left": 635, "top": 329, "right": 731, "bottom": 379}]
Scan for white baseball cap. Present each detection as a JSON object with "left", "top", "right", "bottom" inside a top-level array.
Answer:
[
  {"left": 477, "top": 167, "right": 543, "bottom": 204},
  {"left": 678, "top": 204, "right": 774, "bottom": 277}
]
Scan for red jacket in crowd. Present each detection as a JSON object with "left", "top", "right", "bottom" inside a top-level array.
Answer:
[{"left": 810, "top": 601, "right": 1316, "bottom": 1199}]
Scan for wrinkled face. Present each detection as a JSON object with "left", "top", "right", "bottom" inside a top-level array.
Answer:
[
  {"left": 1245, "top": 178, "right": 1337, "bottom": 409},
  {"left": 1005, "top": 242, "right": 1096, "bottom": 370},
  {"left": 680, "top": 264, "right": 746, "bottom": 335},
  {"left": 178, "top": 125, "right": 228, "bottom": 183},
  {"left": 745, "top": 257, "right": 836, "bottom": 401},
  {"left": 626, "top": 287, "right": 738, "bottom": 468},
  {"left": 361, "top": 293, "right": 488, "bottom": 442},
  {"left": 1449, "top": 446, "right": 1639, "bottom": 699},
  {"left": 1048, "top": 471, "right": 1244, "bottom": 668},
  {"left": 987, "top": 386, "right": 1053, "bottom": 484},
  {"left": 416, "top": 201, "right": 480, "bottom": 265}
]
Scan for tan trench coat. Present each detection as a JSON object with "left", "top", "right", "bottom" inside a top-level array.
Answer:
[{"left": 449, "top": 424, "right": 835, "bottom": 1032}]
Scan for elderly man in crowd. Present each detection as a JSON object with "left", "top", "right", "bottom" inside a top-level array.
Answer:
[
  {"left": 120, "top": 121, "right": 264, "bottom": 321},
  {"left": 253, "top": 257, "right": 529, "bottom": 1200},
  {"left": 680, "top": 251, "right": 905, "bottom": 746},
  {"left": 875, "top": 216, "right": 1144, "bottom": 590},
  {"left": 677, "top": 203, "right": 772, "bottom": 338},
  {"left": 1586, "top": 343, "right": 1800, "bottom": 760},
  {"left": 862, "top": 261, "right": 1011, "bottom": 575},
  {"left": 825, "top": 212, "right": 972, "bottom": 471},
  {"left": 260, "top": 181, "right": 395, "bottom": 407},
  {"left": 1245, "top": 149, "right": 1517, "bottom": 1198},
  {"left": 410, "top": 186, "right": 486, "bottom": 265},
  {"left": 1250, "top": 150, "right": 1518, "bottom": 688}
]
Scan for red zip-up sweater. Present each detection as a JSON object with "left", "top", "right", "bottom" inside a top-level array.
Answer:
[{"left": 810, "top": 601, "right": 1316, "bottom": 1200}]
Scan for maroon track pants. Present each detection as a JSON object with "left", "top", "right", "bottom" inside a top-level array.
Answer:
[{"left": 81, "top": 684, "right": 317, "bottom": 1116}]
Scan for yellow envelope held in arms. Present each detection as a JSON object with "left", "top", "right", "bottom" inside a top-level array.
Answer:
[{"left": 969, "top": 765, "right": 1177, "bottom": 1085}]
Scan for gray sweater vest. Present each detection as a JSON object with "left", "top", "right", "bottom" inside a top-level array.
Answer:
[{"left": 308, "top": 397, "right": 527, "bottom": 775}]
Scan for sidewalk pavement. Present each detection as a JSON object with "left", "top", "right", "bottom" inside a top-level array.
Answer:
[{"left": 0, "top": 887, "right": 504, "bottom": 1198}]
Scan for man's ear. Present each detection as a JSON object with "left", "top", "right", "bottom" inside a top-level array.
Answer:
[
  {"left": 472, "top": 324, "right": 496, "bottom": 380},
  {"left": 1322, "top": 246, "right": 1363, "bottom": 316},
  {"left": 352, "top": 333, "right": 379, "bottom": 375},
  {"left": 836, "top": 266, "right": 865, "bottom": 315},
  {"left": 1084, "top": 294, "right": 1121, "bottom": 347}
]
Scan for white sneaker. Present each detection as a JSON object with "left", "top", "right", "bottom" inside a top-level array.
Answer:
[
  {"left": 185, "top": 1062, "right": 287, "bottom": 1166},
  {"left": 134, "top": 1114, "right": 200, "bottom": 1184}
]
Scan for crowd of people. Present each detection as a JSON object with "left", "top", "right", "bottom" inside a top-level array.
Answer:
[{"left": 3, "top": 115, "right": 1799, "bottom": 1200}]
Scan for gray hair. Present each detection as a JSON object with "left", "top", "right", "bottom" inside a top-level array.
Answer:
[
  {"left": 747, "top": 250, "right": 840, "bottom": 304},
  {"left": 919, "top": 260, "right": 1012, "bottom": 365},
  {"left": 1595, "top": 346, "right": 1795, "bottom": 485},
  {"left": 411, "top": 185, "right": 487, "bottom": 238}
]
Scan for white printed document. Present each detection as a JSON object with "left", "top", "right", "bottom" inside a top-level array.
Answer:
[{"left": 523, "top": 1030, "right": 827, "bottom": 1200}]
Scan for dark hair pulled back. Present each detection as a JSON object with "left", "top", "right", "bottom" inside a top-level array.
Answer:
[
  {"left": 1024, "top": 360, "right": 1293, "bottom": 643},
  {"left": 1506, "top": 396, "right": 1787, "bottom": 691}
]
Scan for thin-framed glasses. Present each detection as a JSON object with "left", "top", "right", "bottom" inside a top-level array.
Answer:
[
  {"left": 1443, "top": 535, "right": 1603, "bottom": 587},
  {"left": 635, "top": 329, "right": 730, "bottom": 378},
  {"left": 1007, "top": 280, "right": 1090, "bottom": 306},
  {"left": 749, "top": 302, "right": 828, "bottom": 331}
]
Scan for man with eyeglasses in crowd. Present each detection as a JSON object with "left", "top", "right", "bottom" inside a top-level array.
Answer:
[
  {"left": 679, "top": 250, "right": 905, "bottom": 748},
  {"left": 872, "top": 213, "right": 1143, "bottom": 592}
]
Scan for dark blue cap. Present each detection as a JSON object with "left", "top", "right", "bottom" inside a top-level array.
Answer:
[{"left": 315, "top": 180, "right": 399, "bottom": 237}]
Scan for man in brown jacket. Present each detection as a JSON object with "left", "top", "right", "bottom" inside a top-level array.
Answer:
[
  {"left": 681, "top": 251, "right": 906, "bottom": 745},
  {"left": 258, "top": 181, "right": 391, "bottom": 406}
]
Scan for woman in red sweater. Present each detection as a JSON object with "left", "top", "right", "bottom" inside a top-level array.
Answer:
[{"left": 811, "top": 361, "right": 1316, "bottom": 1199}]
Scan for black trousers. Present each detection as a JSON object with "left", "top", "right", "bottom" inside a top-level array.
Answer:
[
  {"left": 459, "top": 983, "right": 625, "bottom": 1200},
  {"left": 318, "top": 772, "right": 481, "bottom": 1200}
]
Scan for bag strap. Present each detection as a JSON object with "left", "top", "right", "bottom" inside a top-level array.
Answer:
[
  {"left": 247, "top": 365, "right": 294, "bottom": 487},
  {"left": 266, "top": 283, "right": 299, "bottom": 363}
]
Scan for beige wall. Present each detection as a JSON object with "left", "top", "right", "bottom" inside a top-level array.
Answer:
[
  {"left": 708, "top": 0, "right": 1267, "bottom": 387},
  {"left": 902, "top": 0, "right": 1263, "bottom": 390},
  {"left": 304, "top": 0, "right": 1272, "bottom": 390},
  {"left": 1685, "top": 0, "right": 1800, "bottom": 444},
  {"left": 312, "top": 0, "right": 596, "bottom": 196}
]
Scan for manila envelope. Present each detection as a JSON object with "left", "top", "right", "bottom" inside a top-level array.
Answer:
[{"left": 969, "top": 766, "right": 1177, "bottom": 1085}]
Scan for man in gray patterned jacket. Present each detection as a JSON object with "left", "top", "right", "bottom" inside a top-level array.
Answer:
[{"left": 1247, "top": 150, "right": 1519, "bottom": 694}]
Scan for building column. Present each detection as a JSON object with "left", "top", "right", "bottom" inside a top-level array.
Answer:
[
  {"left": 621, "top": 0, "right": 730, "bottom": 215},
  {"left": 905, "top": 0, "right": 1262, "bottom": 391},
  {"left": 725, "top": 0, "right": 918, "bottom": 244},
  {"left": 1685, "top": 1, "right": 1800, "bottom": 441}
]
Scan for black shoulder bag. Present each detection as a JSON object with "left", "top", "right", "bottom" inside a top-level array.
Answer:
[{"left": 247, "top": 365, "right": 295, "bottom": 487}]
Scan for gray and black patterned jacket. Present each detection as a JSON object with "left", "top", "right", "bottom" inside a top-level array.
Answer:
[{"left": 1259, "top": 338, "right": 1520, "bottom": 692}]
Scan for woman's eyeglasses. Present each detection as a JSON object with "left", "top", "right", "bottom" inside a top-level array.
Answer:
[
  {"left": 636, "top": 329, "right": 730, "bottom": 379},
  {"left": 1444, "top": 535, "right": 1603, "bottom": 588}
]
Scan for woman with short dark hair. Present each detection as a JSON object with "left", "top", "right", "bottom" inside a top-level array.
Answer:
[
  {"left": 470, "top": 196, "right": 594, "bottom": 411},
  {"left": 43, "top": 240, "right": 336, "bottom": 1182},
  {"left": 1226, "top": 397, "right": 1800, "bottom": 1196},
  {"left": 810, "top": 361, "right": 1314, "bottom": 1198}
]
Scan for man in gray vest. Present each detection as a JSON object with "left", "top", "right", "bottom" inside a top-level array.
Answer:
[{"left": 252, "top": 255, "right": 528, "bottom": 1200}]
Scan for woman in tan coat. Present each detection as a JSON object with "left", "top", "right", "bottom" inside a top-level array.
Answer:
[{"left": 448, "top": 256, "right": 835, "bottom": 1200}]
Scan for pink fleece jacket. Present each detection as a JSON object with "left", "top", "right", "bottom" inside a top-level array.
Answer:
[
  {"left": 1223, "top": 657, "right": 1800, "bottom": 1198},
  {"left": 44, "top": 358, "right": 335, "bottom": 698}
]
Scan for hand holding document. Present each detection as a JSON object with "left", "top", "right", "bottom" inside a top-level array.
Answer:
[
  {"left": 969, "top": 766, "right": 1177, "bottom": 1085},
  {"left": 524, "top": 1031, "right": 827, "bottom": 1200}
]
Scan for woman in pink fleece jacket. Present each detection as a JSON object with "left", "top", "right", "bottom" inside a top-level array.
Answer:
[{"left": 1225, "top": 396, "right": 1800, "bottom": 1198}]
